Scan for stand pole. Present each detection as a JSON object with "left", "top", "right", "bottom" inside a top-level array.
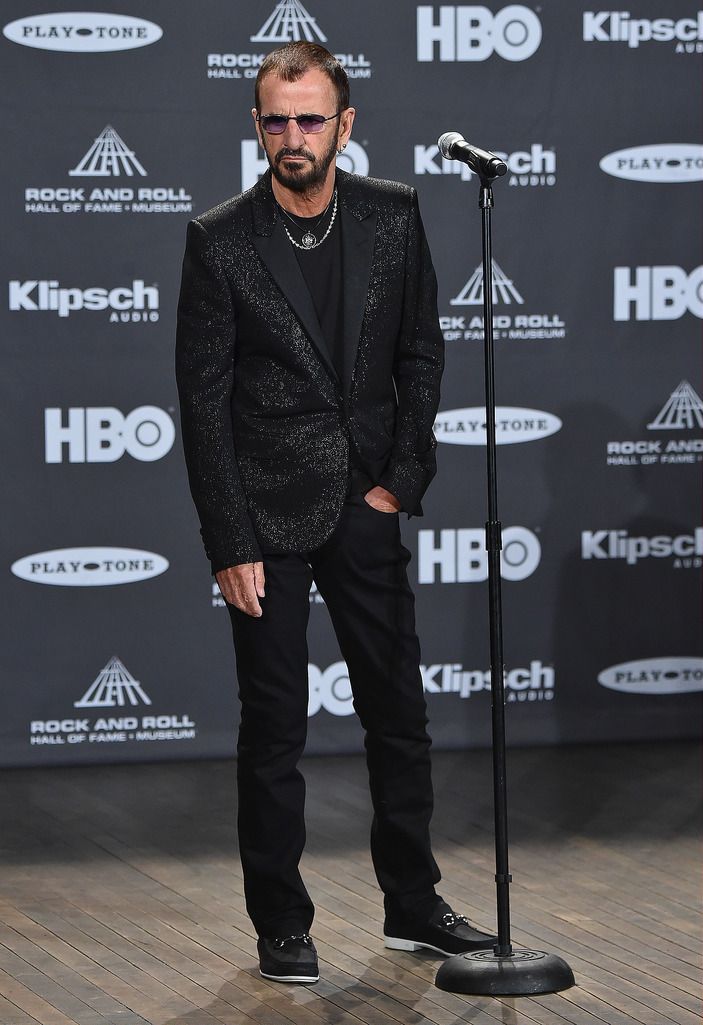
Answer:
[{"left": 435, "top": 175, "right": 575, "bottom": 997}]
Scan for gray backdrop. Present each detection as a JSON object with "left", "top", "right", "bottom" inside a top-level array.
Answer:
[{"left": 2, "top": 0, "right": 701, "bottom": 766}]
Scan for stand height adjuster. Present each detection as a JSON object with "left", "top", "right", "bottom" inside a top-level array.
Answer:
[
  {"left": 495, "top": 873, "right": 513, "bottom": 884},
  {"left": 485, "top": 520, "right": 503, "bottom": 552}
]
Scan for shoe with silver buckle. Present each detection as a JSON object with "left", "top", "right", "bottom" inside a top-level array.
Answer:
[
  {"left": 257, "top": 933, "right": 319, "bottom": 983},
  {"left": 384, "top": 900, "right": 497, "bottom": 956}
]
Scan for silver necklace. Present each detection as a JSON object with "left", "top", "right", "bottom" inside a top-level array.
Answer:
[{"left": 278, "top": 189, "right": 338, "bottom": 250}]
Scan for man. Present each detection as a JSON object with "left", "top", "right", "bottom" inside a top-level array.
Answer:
[{"left": 176, "top": 41, "right": 496, "bottom": 984}]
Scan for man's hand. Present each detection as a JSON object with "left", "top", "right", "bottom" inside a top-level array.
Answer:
[
  {"left": 364, "top": 485, "right": 401, "bottom": 513},
  {"left": 216, "top": 562, "right": 265, "bottom": 617}
]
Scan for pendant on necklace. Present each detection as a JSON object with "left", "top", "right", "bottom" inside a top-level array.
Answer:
[{"left": 302, "top": 232, "right": 317, "bottom": 249}]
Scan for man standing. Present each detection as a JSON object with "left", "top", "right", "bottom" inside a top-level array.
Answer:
[{"left": 176, "top": 41, "right": 495, "bottom": 984}]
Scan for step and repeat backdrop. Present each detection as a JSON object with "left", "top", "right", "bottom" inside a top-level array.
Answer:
[{"left": 2, "top": 1, "right": 701, "bottom": 766}]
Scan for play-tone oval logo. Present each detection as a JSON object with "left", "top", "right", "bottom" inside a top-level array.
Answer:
[
  {"left": 434, "top": 407, "right": 562, "bottom": 445},
  {"left": 3, "top": 13, "right": 163, "bottom": 52},
  {"left": 11, "top": 547, "right": 168, "bottom": 586},
  {"left": 599, "top": 144, "right": 703, "bottom": 183},
  {"left": 598, "top": 657, "right": 703, "bottom": 695}
]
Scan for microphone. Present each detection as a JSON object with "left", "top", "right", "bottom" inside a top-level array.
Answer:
[{"left": 438, "top": 132, "right": 507, "bottom": 179}]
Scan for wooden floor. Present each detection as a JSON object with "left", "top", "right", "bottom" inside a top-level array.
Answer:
[{"left": 0, "top": 741, "right": 700, "bottom": 1025}]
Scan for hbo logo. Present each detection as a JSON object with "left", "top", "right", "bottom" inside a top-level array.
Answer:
[
  {"left": 418, "top": 526, "right": 541, "bottom": 583},
  {"left": 45, "top": 406, "right": 175, "bottom": 463},
  {"left": 417, "top": 5, "right": 542, "bottom": 62},
  {"left": 308, "top": 661, "right": 354, "bottom": 717}
]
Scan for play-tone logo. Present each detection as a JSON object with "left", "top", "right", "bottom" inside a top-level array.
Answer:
[
  {"left": 598, "top": 657, "right": 703, "bottom": 695},
  {"left": 422, "top": 660, "right": 554, "bottom": 702},
  {"left": 11, "top": 548, "right": 168, "bottom": 587},
  {"left": 415, "top": 143, "right": 555, "bottom": 187},
  {"left": 9, "top": 279, "right": 159, "bottom": 322},
  {"left": 208, "top": 0, "right": 372, "bottom": 80},
  {"left": 418, "top": 527, "right": 541, "bottom": 583},
  {"left": 241, "top": 138, "right": 369, "bottom": 191},
  {"left": 607, "top": 381, "right": 703, "bottom": 468},
  {"left": 441, "top": 260, "right": 566, "bottom": 342},
  {"left": 45, "top": 406, "right": 176, "bottom": 463},
  {"left": 614, "top": 266, "right": 703, "bottom": 321},
  {"left": 581, "top": 528, "right": 702, "bottom": 568},
  {"left": 584, "top": 12, "right": 703, "bottom": 52},
  {"left": 600, "top": 144, "right": 703, "bottom": 183},
  {"left": 3, "top": 12, "right": 162, "bottom": 51},
  {"left": 24, "top": 126, "right": 192, "bottom": 216},
  {"left": 417, "top": 5, "right": 542, "bottom": 61},
  {"left": 434, "top": 407, "right": 562, "bottom": 445}
]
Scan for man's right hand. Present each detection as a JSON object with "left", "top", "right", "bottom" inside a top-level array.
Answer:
[{"left": 216, "top": 562, "right": 265, "bottom": 617}]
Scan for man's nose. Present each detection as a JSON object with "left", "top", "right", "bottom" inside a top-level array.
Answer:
[{"left": 281, "top": 118, "right": 306, "bottom": 147}]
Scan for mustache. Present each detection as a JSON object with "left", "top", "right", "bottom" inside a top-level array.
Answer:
[{"left": 275, "top": 147, "right": 315, "bottom": 164}]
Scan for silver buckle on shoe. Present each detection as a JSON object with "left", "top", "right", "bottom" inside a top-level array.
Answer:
[
  {"left": 441, "top": 912, "right": 469, "bottom": 930},
  {"left": 274, "top": 933, "right": 312, "bottom": 950}
]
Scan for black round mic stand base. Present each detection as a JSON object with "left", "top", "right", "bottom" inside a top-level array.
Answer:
[{"left": 436, "top": 947, "right": 575, "bottom": 997}]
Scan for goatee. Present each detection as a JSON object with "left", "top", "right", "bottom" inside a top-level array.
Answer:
[{"left": 268, "top": 134, "right": 338, "bottom": 195}]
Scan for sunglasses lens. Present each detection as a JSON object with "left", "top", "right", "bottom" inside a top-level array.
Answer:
[
  {"left": 262, "top": 116, "right": 288, "bottom": 134},
  {"left": 297, "top": 115, "right": 326, "bottom": 133}
]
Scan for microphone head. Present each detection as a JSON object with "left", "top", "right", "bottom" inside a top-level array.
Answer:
[{"left": 438, "top": 131, "right": 464, "bottom": 159}]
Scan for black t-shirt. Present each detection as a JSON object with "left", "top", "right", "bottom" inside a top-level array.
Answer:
[
  {"left": 284, "top": 207, "right": 372, "bottom": 494},
  {"left": 287, "top": 209, "right": 344, "bottom": 383}
]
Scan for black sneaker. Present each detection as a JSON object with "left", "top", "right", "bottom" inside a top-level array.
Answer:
[
  {"left": 257, "top": 933, "right": 319, "bottom": 983},
  {"left": 384, "top": 901, "right": 497, "bottom": 956}
]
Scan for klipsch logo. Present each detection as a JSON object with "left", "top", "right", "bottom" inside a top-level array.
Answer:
[
  {"left": 9, "top": 279, "right": 159, "bottom": 323},
  {"left": 240, "top": 138, "right": 369, "bottom": 191},
  {"left": 434, "top": 407, "right": 562, "bottom": 445},
  {"left": 613, "top": 266, "right": 702, "bottom": 321},
  {"left": 598, "top": 657, "right": 703, "bottom": 695},
  {"left": 44, "top": 406, "right": 176, "bottom": 463},
  {"left": 417, "top": 5, "right": 542, "bottom": 61},
  {"left": 29, "top": 657, "right": 197, "bottom": 749},
  {"left": 584, "top": 12, "right": 703, "bottom": 53},
  {"left": 11, "top": 548, "right": 168, "bottom": 587},
  {"left": 422, "top": 660, "right": 555, "bottom": 702},
  {"left": 581, "top": 528, "right": 702, "bottom": 568},
  {"left": 415, "top": 143, "right": 555, "bottom": 187},
  {"left": 600, "top": 144, "right": 703, "bottom": 183},
  {"left": 208, "top": 0, "right": 372, "bottom": 80},
  {"left": 418, "top": 527, "right": 541, "bottom": 583},
  {"left": 3, "top": 12, "right": 162, "bottom": 52},
  {"left": 607, "top": 381, "right": 703, "bottom": 468},
  {"left": 440, "top": 260, "right": 566, "bottom": 342},
  {"left": 24, "top": 126, "right": 192, "bottom": 215}
]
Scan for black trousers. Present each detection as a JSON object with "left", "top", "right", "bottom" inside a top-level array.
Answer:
[{"left": 227, "top": 493, "right": 441, "bottom": 938}]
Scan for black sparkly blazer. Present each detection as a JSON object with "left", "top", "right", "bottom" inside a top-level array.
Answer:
[{"left": 176, "top": 168, "right": 444, "bottom": 573}]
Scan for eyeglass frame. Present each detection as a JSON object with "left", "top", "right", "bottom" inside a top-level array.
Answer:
[{"left": 256, "top": 112, "right": 343, "bottom": 135}]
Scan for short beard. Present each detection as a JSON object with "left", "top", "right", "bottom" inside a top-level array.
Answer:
[{"left": 267, "top": 132, "right": 338, "bottom": 195}]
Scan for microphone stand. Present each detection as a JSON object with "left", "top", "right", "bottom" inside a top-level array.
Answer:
[{"left": 434, "top": 170, "right": 575, "bottom": 996}]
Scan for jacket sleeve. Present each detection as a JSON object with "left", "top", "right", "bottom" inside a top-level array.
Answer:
[
  {"left": 175, "top": 218, "right": 262, "bottom": 573},
  {"left": 378, "top": 189, "right": 445, "bottom": 514}
]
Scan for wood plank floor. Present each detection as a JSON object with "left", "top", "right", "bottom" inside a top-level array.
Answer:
[{"left": 0, "top": 741, "right": 700, "bottom": 1025}]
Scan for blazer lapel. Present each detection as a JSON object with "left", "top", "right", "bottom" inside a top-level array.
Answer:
[
  {"left": 249, "top": 173, "right": 339, "bottom": 384},
  {"left": 339, "top": 173, "right": 377, "bottom": 399}
]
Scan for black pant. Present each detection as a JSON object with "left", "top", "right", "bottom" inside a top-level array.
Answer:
[{"left": 227, "top": 493, "right": 440, "bottom": 938}]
